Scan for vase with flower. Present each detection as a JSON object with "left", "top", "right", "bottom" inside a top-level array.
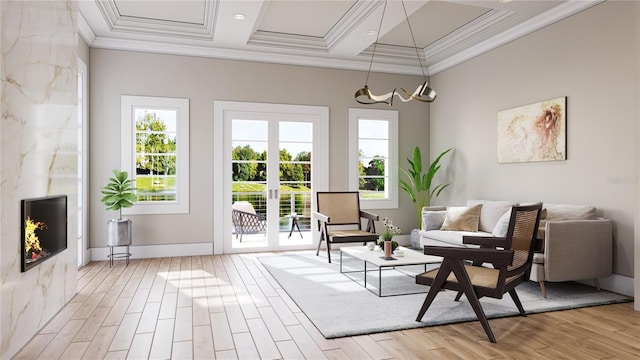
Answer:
[{"left": 378, "top": 217, "right": 401, "bottom": 259}]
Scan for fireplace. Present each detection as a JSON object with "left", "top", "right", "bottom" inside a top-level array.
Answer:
[{"left": 21, "top": 195, "right": 67, "bottom": 272}]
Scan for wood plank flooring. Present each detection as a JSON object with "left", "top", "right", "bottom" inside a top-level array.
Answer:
[{"left": 14, "top": 253, "right": 640, "bottom": 359}]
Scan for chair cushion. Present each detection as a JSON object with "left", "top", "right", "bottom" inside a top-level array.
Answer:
[
  {"left": 232, "top": 201, "right": 257, "bottom": 214},
  {"left": 328, "top": 229, "right": 378, "bottom": 243},
  {"left": 441, "top": 204, "right": 482, "bottom": 232},
  {"left": 417, "top": 265, "right": 500, "bottom": 289}
]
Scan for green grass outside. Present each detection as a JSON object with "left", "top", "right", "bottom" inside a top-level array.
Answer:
[{"left": 136, "top": 176, "right": 176, "bottom": 192}]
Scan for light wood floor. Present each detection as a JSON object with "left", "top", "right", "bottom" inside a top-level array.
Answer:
[{"left": 14, "top": 253, "right": 640, "bottom": 360}]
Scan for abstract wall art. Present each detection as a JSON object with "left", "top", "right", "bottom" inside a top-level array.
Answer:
[{"left": 497, "top": 96, "right": 567, "bottom": 163}]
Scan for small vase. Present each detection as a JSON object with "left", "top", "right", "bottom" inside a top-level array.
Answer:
[{"left": 384, "top": 240, "right": 392, "bottom": 258}]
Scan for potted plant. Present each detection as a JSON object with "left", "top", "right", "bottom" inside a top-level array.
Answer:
[
  {"left": 101, "top": 169, "right": 137, "bottom": 247},
  {"left": 399, "top": 147, "right": 452, "bottom": 248},
  {"left": 377, "top": 217, "right": 401, "bottom": 259}
]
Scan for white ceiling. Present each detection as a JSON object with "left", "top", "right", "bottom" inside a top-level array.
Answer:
[{"left": 78, "top": 0, "right": 603, "bottom": 76}]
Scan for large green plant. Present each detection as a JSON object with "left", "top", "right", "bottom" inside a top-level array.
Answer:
[
  {"left": 101, "top": 169, "right": 137, "bottom": 219},
  {"left": 400, "top": 147, "right": 452, "bottom": 227}
]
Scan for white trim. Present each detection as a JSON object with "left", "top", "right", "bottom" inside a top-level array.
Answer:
[
  {"left": 349, "top": 108, "right": 399, "bottom": 210},
  {"left": 121, "top": 95, "right": 190, "bottom": 215},
  {"left": 90, "top": 242, "right": 213, "bottom": 261},
  {"left": 78, "top": 58, "right": 90, "bottom": 266},
  {"left": 578, "top": 274, "right": 635, "bottom": 298},
  {"left": 213, "top": 101, "right": 329, "bottom": 255}
]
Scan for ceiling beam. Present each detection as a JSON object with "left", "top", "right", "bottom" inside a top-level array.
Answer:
[
  {"left": 213, "top": 0, "right": 268, "bottom": 47},
  {"left": 328, "top": 0, "right": 430, "bottom": 56}
]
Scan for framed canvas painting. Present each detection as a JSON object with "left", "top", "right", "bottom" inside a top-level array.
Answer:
[{"left": 497, "top": 97, "right": 567, "bottom": 164}]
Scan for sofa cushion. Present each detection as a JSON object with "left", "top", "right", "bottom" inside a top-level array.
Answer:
[
  {"left": 440, "top": 204, "right": 482, "bottom": 232},
  {"left": 491, "top": 209, "right": 512, "bottom": 237},
  {"left": 421, "top": 210, "right": 447, "bottom": 230},
  {"left": 467, "top": 200, "right": 517, "bottom": 233},
  {"left": 420, "top": 229, "right": 493, "bottom": 247},
  {"left": 544, "top": 204, "right": 596, "bottom": 220}
]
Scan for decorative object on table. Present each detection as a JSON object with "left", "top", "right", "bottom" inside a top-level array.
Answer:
[
  {"left": 101, "top": 169, "right": 137, "bottom": 267},
  {"left": 354, "top": 0, "right": 435, "bottom": 106},
  {"left": 400, "top": 146, "right": 452, "bottom": 248},
  {"left": 367, "top": 242, "right": 375, "bottom": 251},
  {"left": 378, "top": 217, "right": 401, "bottom": 259},
  {"left": 497, "top": 96, "right": 567, "bottom": 163}
]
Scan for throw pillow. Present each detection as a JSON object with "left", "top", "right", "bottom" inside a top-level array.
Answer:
[
  {"left": 440, "top": 204, "right": 482, "bottom": 232},
  {"left": 492, "top": 209, "right": 512, "bottom": 237},
  {"left": 422, "top": 210, "right": 447, "bottom": 230}
]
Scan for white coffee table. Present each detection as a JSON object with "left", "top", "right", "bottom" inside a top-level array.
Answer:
[{"left": 340, "top": 246, "right": 442, "bottom": 297}]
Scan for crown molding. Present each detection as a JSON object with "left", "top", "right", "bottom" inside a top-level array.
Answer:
[
  {"left": 324, "top": 0, "right": 382, "bottom": 52},
  {"left": 80, "top": 0, "right": 604, "bottom": 77},
  {"left": 428, "top": 0, "right": 604, "bottom": 75},
  {"left": 78, "top": 10, "right": 96, "bottom": 45},
  {"left": 90, "top": 36, "right": 424, "bottom": 76},
  {"left": 424, "top": 8, "right": 517, "bottom": 60}
]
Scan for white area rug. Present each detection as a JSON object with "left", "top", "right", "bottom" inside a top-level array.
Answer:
[{"left": 259, "top": 251, "right": 632, "bottom": 339}]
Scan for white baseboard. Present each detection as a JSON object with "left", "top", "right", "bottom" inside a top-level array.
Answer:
[
  {"left": 90, "top": 242, "right": 213, "bottom": 261},
  {"left": 578, "top": 273, "right": 635, "bottom": 298}
]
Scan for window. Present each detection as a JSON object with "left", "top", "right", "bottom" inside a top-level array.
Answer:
[
  {"left": 349, "top": 108, "right": 398, "bottom": 209},
  {"left": 121, "top": 96, "right": 189, "bottom": 214}
]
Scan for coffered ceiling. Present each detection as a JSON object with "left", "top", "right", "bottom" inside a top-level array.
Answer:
[{"left": 78, "top": 0, "right": 602, "bottom": 75}]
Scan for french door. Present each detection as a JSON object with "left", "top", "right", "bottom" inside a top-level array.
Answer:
[{"left": 214, "top": 102, "right": 328, "bottom": 254}]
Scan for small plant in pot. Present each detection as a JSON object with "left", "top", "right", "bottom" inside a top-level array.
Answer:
[{"left": 101, "top": 169, "right": 137, "bottom": 248}]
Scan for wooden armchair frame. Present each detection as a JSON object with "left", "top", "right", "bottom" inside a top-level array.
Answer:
[
  {"left": 415, "top": 203, "right": 543, "bottom": 343},
  {"left": 314, "top": 192, "right": 379, "bottom": 263}
]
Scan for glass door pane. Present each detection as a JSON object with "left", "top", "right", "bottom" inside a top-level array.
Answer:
[
  {"left": 231, "top": 119, "right": 268, "bottom": 249},
  {"left": 278, "top": 121, "right": 313, "bottom": 246}
]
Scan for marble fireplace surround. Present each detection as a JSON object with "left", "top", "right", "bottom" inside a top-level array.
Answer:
[{"left": 1, "top": 1, "right": 79, "bottom": 359}]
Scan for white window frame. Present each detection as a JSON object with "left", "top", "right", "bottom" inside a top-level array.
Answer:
[
  {"left": 348, "top": 108, "right": 398, "bottom": 209},
  {"left": 121, "top": 95, "right": 190, "bottom": 215}
]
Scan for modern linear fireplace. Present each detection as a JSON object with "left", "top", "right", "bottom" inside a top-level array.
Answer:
[{"left": 21, "top": 195, "right": 68, "bottom": 272}]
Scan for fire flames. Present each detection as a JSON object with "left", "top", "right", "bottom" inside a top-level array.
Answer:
[{"left": 25, "top": 216, "right": 47, "bottom": 260}]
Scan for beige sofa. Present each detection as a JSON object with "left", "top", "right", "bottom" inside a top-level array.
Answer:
[{"left": 419, "top": 200, "right": 613, "bottom": 297}]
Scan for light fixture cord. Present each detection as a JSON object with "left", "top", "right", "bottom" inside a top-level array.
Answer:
[
  {"left": 401, "top": 0, "right": 428, "bottom": 81},
  {"left": 366, "top": 0, "right": 388, "bottom": 86}
]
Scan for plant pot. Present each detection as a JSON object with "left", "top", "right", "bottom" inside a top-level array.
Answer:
[
  {"left": 384, "top": 240, "right": 392, "bottom": 258},
  {"left": 107, "top": 219, "right": 132, "bottom": 246}
]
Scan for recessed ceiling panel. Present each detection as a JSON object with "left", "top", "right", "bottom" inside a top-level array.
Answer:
[
  {"left": 114, "top": 0, "right": 206, "bottom": 24},
  {"left": 378, "top": 1, "right": 488, "bottom": 48},
  {"left": 258, "top": 0, "right": 356, "bottom": 37}
]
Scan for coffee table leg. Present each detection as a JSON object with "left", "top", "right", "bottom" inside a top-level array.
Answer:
[
  {"left": 364, "top": 261, "right": 367, "bottom": 289},
  {"left": 379, "top": 266, "right": 382, "bottom": 297}
]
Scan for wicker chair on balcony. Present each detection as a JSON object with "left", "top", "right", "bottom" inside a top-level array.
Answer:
[{"left": 232, "top": 201, "right": 266, "bottom": 242}]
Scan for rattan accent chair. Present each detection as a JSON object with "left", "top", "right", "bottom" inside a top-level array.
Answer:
[
  {"left": 314, "top": 192, "right": 379, "bottom": 263},
  {"left": 415, "top": 203, "right": 543, "bottom": 343},
  {"left": 231, "top": 201, "right": 266, "bottom": 242}
]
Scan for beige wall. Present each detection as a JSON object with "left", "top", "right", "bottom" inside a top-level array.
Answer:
[
  {"left": 430, "top": 0, "right": 638, "bottom": 283},
  {"left": 89, "top": 50, "right": 430, "bottom": 249}
]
